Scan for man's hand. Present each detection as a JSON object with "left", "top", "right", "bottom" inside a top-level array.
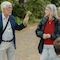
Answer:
[{"left": 23, "top": 13, "right": 29, "bottom": 24}]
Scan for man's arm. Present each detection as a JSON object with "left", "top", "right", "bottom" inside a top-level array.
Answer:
[{"left": 14, "top": 14, "right": 29, "bottom": 30}]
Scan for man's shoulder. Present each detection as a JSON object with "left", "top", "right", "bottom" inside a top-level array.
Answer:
[
  {"left": 9, "top": 15, "right": 15, "bottom": 20},
  {"left": 10, "top": 15, "right": 14, "bottom": 18}
]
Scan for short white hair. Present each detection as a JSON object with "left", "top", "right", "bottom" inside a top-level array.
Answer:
[
  {"left": 1, "top": 1, "right": 12, "bottom": 11},
  {"left": 46, "top": 4, "right": 58, "bottom": 20}
]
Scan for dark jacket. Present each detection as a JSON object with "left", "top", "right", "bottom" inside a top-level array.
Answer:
[
  {"left": 0, "top": 13, "right": 26, "bottom": 49},
  {"left": 35, "top": 17, "right": 60, "bottom": 54}
]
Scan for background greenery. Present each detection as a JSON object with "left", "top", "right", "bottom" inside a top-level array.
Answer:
[{"left": 0, "top": 0, "right": 60, "bottom": 24}]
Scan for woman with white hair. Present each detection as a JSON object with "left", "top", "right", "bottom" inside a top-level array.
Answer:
[{"left": 36, "top": 4, "right": 60, "bottom": 60}]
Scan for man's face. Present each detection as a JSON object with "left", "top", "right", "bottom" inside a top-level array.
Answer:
[{"left": 3, "top": 4, "right": 12, "bottom": 16}]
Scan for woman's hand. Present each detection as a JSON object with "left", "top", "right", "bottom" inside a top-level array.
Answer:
[
  {"left": 43, "top": 34, "right": 51, "bottom": 39},
  {"left": 43, "top": 34, "right": 48, "bottom": 39},
  {"left": 47, "top": 34, "right": 51, "bottom": 38}
]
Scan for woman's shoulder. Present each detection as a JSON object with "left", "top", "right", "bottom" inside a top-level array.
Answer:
[
  {"left": 54, "top": 17, "right": 60, "bottom": 21},
  {"left": 54, "top": 17, "right": 60, "bottom": 25},
  {"left": 39, "top": 17, "right": 48, "bottom": 24}
]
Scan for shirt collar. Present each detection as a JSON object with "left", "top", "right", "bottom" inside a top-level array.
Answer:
[{"left": 2, "top": 13, "right": 9, "bottom": 20}]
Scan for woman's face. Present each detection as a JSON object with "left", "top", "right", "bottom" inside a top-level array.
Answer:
[{"left": 45, "top": 7, "right": 50, "bottom": 17}]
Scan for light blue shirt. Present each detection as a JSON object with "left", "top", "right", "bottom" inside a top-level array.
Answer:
[{"left": 2, "top": 13, "right": 13, "bottom": 41}]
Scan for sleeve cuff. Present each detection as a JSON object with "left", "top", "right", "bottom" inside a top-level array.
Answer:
[{"left": 23, "top": 23, "right": 27, "bottom": 27}]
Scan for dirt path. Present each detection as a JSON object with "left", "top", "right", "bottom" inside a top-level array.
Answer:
[{"left": 15, "top": 23, "right": 40, "bottom": 60}]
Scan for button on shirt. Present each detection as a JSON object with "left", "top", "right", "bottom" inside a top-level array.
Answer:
[{"left": 2, "top": 14, "right": 13, "bottom": 41}]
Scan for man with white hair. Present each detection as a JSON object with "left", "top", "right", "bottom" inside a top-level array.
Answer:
[{"left": 0, "top": 1, "right": 29, "bottom": 60}]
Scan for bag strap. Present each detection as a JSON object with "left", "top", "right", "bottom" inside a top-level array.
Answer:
[{"left": 1, "top": 16, "right": 11, "bottom": 35}]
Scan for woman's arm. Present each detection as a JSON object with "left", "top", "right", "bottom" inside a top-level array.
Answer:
[{"left": 35, "top": 20, "right": 44, "bottom": 39}]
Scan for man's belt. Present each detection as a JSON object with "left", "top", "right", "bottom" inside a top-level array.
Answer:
[{"left": 2, "top": 39, "right": 13, "bottom": 42}]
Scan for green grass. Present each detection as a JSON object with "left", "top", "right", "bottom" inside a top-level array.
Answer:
[
  {"left": 15, "top": 16, "right": 41, "bottom": 25},
  {"left": 15, "top": 16, "right": 23, "bottom": 24}
]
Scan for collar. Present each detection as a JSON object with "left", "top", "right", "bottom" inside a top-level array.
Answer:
[{"left": 2, "top": 13, "right": 9, "bottom": 20}]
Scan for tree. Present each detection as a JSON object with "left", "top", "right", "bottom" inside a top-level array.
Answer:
[
  {"left": 19, "top": 0, "right": 24, "bottom": 3},
  {"left": 50, "top": 0, "right": 60, "bottom": 7},
  {"left": 26, "top": 0, "right": 51, "bottom": 18}
]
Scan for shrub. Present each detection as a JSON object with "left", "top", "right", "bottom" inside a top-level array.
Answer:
[
  {"left": 12, "top": 2, "right": 26, "bottom": 18},
  {"left": 0, "top": 0, "right": 51, "bottom": 24},
  {"left": 26, "top": 0, "right": 51, "bottom": 19},
  {"left": 50, "top": 0, "right": 60, "bottom": 7}
]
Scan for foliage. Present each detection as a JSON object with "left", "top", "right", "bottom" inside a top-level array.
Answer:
[
  {"left": 0, "top": 0, "right": 51, "bottom": 24},
  {"left": 24, "top": 0, "right": 51, "bottom": 24},
  {"left": 15, "top": 16, "right": 23, "bottom": 24},
  {"left": 26, "top": 0, "right": 51, "bottom": 19},
  {"left": 12, "top": 2, "right": 26, "bottom": 18},
  {"left": 50, "top": 0, "right": 60, "bottom": 7}
]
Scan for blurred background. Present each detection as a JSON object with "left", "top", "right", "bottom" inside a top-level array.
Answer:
[
  {"left": 0, "top": 0, "right": 60, "bottom": 24},
  {"left": 0, "top": 0, "right": 60, "bottom": 60}
]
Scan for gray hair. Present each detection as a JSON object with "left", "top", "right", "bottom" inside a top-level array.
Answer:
[
  {"left": 46, "top": 4, "right": 58, "bottom": 20},
  {"left": 1, "top": 1, "right": 12, "bottom": 11}
]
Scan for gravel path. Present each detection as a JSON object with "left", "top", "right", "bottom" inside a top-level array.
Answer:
[{"left": 15, "top": 23, "right": 40, "bottom": 60}]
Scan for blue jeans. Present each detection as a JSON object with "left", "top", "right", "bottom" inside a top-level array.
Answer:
[{"left": 40, "top": 45, "right": 60, "bottom": 60}]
